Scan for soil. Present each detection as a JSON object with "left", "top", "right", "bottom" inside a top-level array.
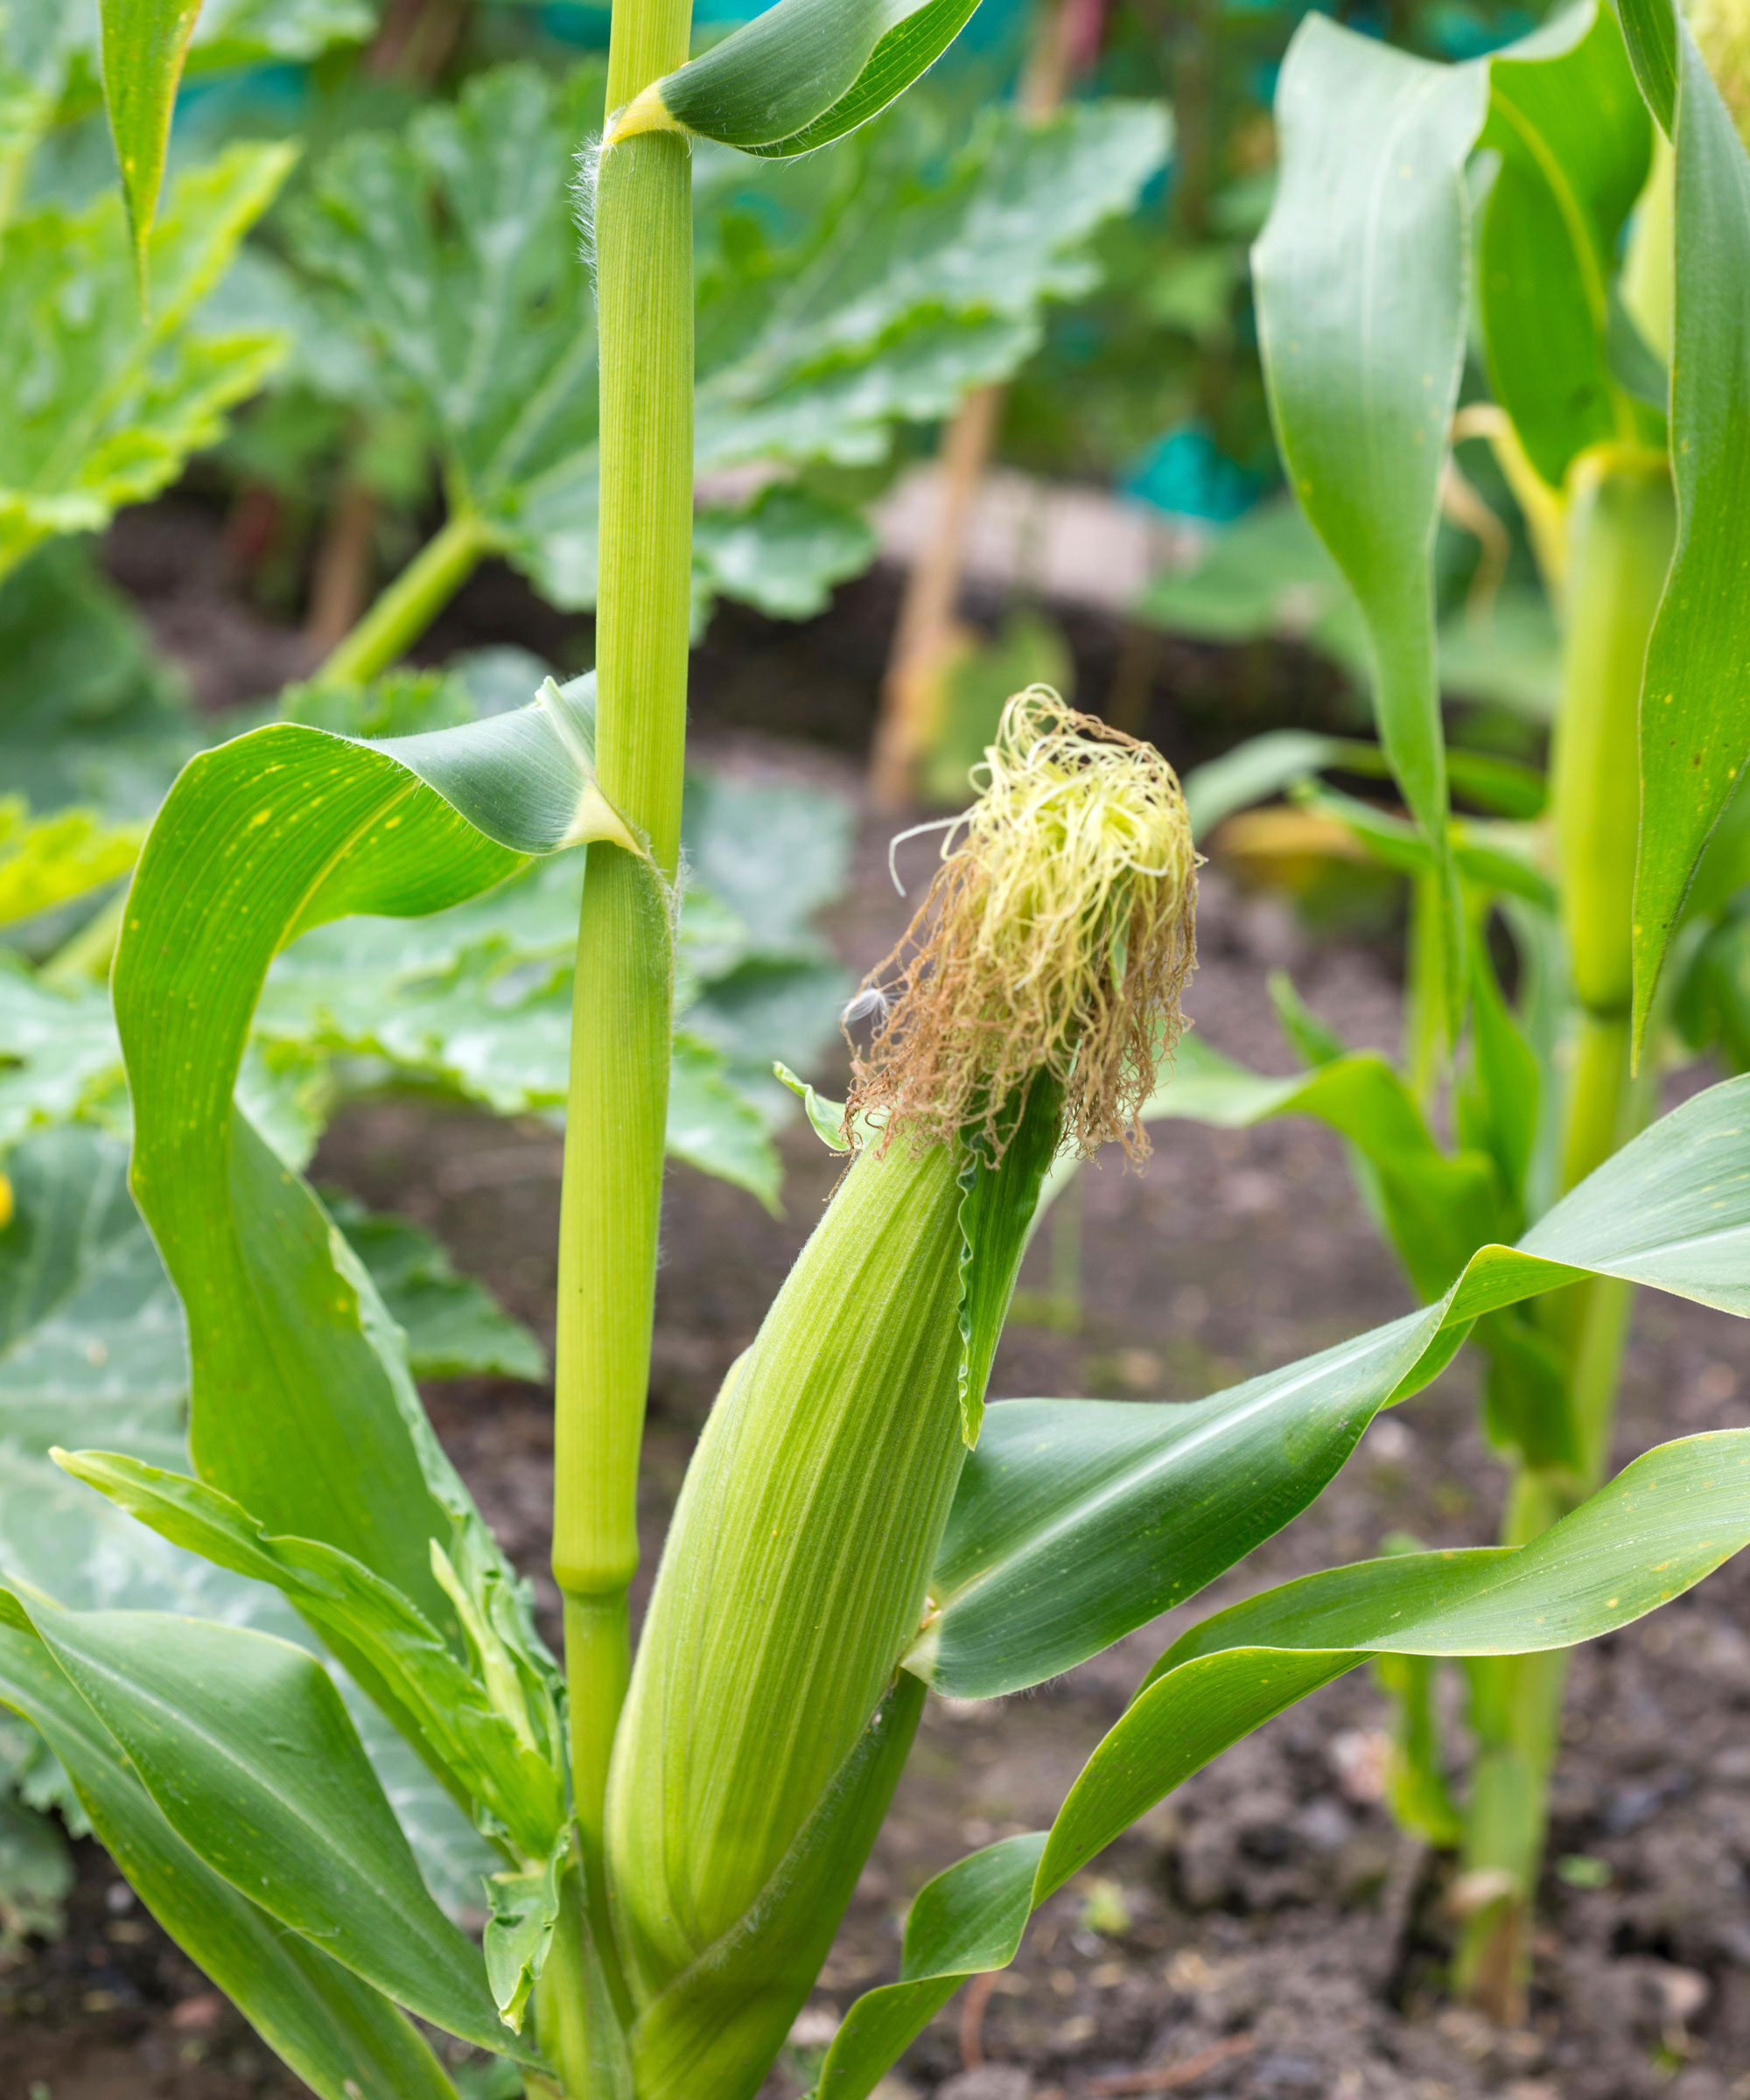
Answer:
[{"left": 5, "top": 504, "right": 1750, "bottom": 2099}]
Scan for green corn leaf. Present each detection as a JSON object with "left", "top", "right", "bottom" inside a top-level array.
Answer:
[
  {"left": 1478, "top": 4, "right": 1653, "bottom": 487},
  {"left": 0, "top": 1620, "right": 463, "bottom": 2100},
  {"left": 1615, "top": 0, "right": 1677, "bottom": 132},
  {"left": 99, "top": 0, "right": 205, "bottom": 294},
  {"left": 1039, "top": 1432, "right": 1750, "bottom": 1876},
  {"left": 112, "top": 676, "right": 630, "bottom": 1623},
  {"left": 1180, "top": 729, "right": 1345, "bottom": 839},
  {"left": 52, "top": 1450, "right": 567, "bottom": 1863},
  {"left": 1455, "top": 934, "right": 1541, "bottom": 1219},
  {"left": 0, "top": 143, "right": 292, "bottom": 585},
  {"left": 628, "top": 0, "right": 983, "bottom": 158},
  {"left": 1252, "top": 22, "right": 1491, "bottom": 1020},
  {"left": 916, "top": 1071, "right": 1750, "bottom": 1700},
  {"left": 1285, "top": 781, "right": 1556, "bottom": 915},
  {"left": 484, "top": 1837, "right": 565, "bottom": 2032},
  {"left": 956, "top": 1076, "right": 1063, "bottom": 1443},
  {"left": 12, "top": 1599, "right": 540, "bottom": 2062},
  {"left": 284, "top": 67, "right": 1163, "bottom": 622},
  {"left": 0, "top": 1126, "right": 503, "bottom": 1918},
  {"left": 1631, "top": 10, "right": 1750, "bottom": 1053},
  {"left": 821, "top": 1431, "right": 1750, "bottom": 2097},
  {"left": 809, "top": 1830, "right": 1046, "bottom": 2093},
  {"left": 1181, "top": 732, "right": 1546, "bottom": 841}
]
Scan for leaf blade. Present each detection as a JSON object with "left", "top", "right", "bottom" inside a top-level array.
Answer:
[
  {"left": 99, "top": 0, "right": 205, "bottom": 295},
  {"left": 24, "top": 1603, "right": 538, "bottom": 2061},
  {"left": 1631, "top": 15, "right": 1750, "bottom": 1051},
  {"left": 0, "top": 1617, "right": 464, "bottom": 2100}
]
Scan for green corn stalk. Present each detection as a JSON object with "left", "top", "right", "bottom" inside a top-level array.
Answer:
[
  {"left": 1452, "top": 449, "right": 1675, "bottom": 2008},
  {"left": 546, "top": 0, "right": 696, "bottom": 2069}
]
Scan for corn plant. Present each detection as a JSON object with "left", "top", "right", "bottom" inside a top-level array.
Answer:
[
  {"left": 1094, "top": 0, "right": 1750, "bottom": 2019},
  {"left": 4, "top": 5, "right": 1750, "bottom": 2099}
]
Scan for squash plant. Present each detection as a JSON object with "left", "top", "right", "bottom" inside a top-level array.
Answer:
[
  {"left": 1100, "top": 0, "right": 1750, "bottom": 2020},
  {"left": 4, "top": 6, "right": 1749, "bottom": 2100}
]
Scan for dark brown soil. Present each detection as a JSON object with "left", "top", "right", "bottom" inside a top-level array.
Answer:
[{"left": 7, "top": 520, "right": 1749, "bottom": 2098}]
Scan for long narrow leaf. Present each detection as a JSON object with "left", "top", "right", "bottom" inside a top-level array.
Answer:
[
  {"left": 822, "top": 1432, "right": 1750, "bottom": 2097},
  {"left": 1478, "top": 4, "right": 1652, "bottom": 485},
  {"left": 52, "top": 1451, "right": 565, "bottom": 1861},
  {"left": 21, "top": 1600, "right": 541, "bottom": 2062},
  {"left": 1631, "top": 9, "right": 1750, "bottom": 1051},
  {"left": 630, "top": 0, "right": 982, "bottom": 157},
  {"left": 112, "top": 678, "right": 629, "bottom": 1625},
  {"left": 0, "top": 1617, "right": 464, "bottom": 2099},
  {"left": 99, "top": 0, "right": 205, "bottom": 293},
  {"left": 918, "top": 1071, "right": 1750, "bottom": 1698},
  {"left": 1252, "top": 22, "right": 1490, "bottom": 1018}
]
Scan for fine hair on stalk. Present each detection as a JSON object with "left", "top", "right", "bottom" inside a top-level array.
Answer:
[{"left": 849, "top": 686, "right": 1199, "bottom": 1163}]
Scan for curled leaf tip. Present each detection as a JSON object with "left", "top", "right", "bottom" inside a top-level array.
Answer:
[{"left": 849, "top": 687, "right": 1199, "bottom": 1165}]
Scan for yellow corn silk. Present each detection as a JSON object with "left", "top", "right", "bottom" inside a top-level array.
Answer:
[{"left": 604, "top": 690, "right": 1198, "bottom": 2097}]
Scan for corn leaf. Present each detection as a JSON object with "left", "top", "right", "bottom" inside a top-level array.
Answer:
[
  {"left": 15, "top": 1599, "right": 540, "bottom": 2061},
  {"left": 483, "top": 1838, "right": 564, "bottom": 2032},
  {"left": 1631, "top": 9, "right": 1750, "bottom": 1051},
  {"left": 917, "top": 1071, "right": 1750, "bottom": 1699},
  {"left": 0, "top": 1620, "right": 463, "bottom": 2100},
  {"left": 1477, "top": 3, "right": 1653, "bottom": 487},
  {"left": 98, "top": 0, "right": 205, "bottom": 290},
  {"left": 1253, "top": 20, "right": 1493, "bottom": 1018},
  {"left": 112, "top": 679, "right": 624, "bottom": 1628},
  {"left": 1180, "top": 729, "right": 1546, "bottom": 840},
  {"left": 640, "top": 0, "right": 982, "bottom": 157},
  {"left": 0, "top": 1124, "right": 535, "bottom": 1908},
  {"left": 1615, "top": 0, "right": 1677, "bottom": 132},
  {"left": 0, "top": 143, "right": 292, "bottom": 584},
  {"left": 824, "top": 1430, "right": 1750, "bottom": 2097},
  {"left": 53, "top": 1451, "right": 567, "bottom": 1863}
]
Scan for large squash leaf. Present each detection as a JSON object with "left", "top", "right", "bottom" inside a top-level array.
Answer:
[
  {"left": 281, "top": 64, "right": 1165, "bottom": 622},
  {"left": 0, "top": 142, "right": 292, "bottom": 583}
]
